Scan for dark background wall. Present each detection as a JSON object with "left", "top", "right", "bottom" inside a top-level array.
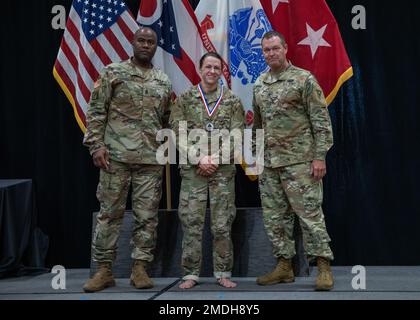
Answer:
[{"left": 1, "top": 0, "right": 419, "bottom": 267}]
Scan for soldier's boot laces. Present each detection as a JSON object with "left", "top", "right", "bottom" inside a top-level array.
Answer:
[
  {"left": 315, "top": 257, "right": 334, "bottom": 291},
  {"left": 83, "top": 262, "right": 115, "bottom": 293},
  {"left": 130, "top": 260, "right": 154, "bottom": 289},
  {"left": 256, "top": 257, "right": 295, "bottom": 285}
]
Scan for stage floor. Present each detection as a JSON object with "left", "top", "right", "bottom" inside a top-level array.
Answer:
[{"left": 1, "top": 267, "right": 419, "bottom": 300}]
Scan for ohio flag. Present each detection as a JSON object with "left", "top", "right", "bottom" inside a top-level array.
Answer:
[{"left": 137, "top": 0, "right": 206, "bottom": 96}]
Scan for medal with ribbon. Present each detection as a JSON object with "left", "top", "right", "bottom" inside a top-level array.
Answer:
[{"left": 198, "top": 84, "right": 223, "bottom": 132}]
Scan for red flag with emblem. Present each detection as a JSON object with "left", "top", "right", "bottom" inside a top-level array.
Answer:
[{"left": 259, "top": 0, "right": 353, "bottom": 105}]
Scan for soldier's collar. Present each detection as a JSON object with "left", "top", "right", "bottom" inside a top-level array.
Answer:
[
  {"left": 128, "top": 58, "right": 154, "bottom": 78},
  {"left": 264, "top": 63, "right": 293, "bottom": 84},
  {"left": 195, "top": 83, "right": 222, "bottom": 103}
]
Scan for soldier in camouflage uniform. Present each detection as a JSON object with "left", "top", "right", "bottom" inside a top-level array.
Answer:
[
  {"left": 82, "top": 27, "right": 172, "bottom": 293},
  {"left": 170, "top": 52, "right": 244, "bottom": 289},
  {"left": 253, "top": 31, "right": 334, "bottom": 290}
]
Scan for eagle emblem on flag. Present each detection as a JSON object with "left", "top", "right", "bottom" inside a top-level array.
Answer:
[{"left": 229, "top": 8, "right": 271, "bottom": 85}]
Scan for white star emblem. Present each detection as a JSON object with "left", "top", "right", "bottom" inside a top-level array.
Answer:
[
  {"left": 107, "top": 17, "right": 112, "bottom": 22},
  {"left": 158, "top": 20, "right": 163, "bottom": 28},
  {"left": 172, "top": 44, "right": 175, "bottom": 50},
  {"left": 160, "top": 38, "right": 165, "bottom": 45},
  {"left": 170, "top": 26, "right": 174, "bottom": 32},
  {"left": 298, "top": 23, "right": 331, "bottom": 58},
  {"left": 271, "top": 0, "right": 288, "bottom": 12}
]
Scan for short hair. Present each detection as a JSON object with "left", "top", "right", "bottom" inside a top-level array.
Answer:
[
  {"left": 135, "top": 25, "right": 157, "bottom": 40},
  {"left": 199, "top": 52, "right": 223, "bottom": 69},
  {"left": 262, "top": 30, "right": 286, "bottom": 46}
]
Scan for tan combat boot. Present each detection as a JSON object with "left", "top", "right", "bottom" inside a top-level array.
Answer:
[
  {"left": 315, "top": 257, "right": 334, "bottom": 291},
  {"left": 130, "top": 260, "right": 154, "bottom": 289},
  {"left": 256, "top": 257, "right": 295, "bottom": 285},
  {"left": 83, "top": 262, "right": 115, "bottom": 293}
]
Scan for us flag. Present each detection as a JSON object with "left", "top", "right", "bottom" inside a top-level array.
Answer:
[{"left": 53, "top": 0, "right": 139, "bottom": 131}]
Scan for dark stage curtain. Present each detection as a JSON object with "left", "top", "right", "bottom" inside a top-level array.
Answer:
[
  {"left": 0, "top": 180, "right": 49, "bottom": 278},
  {"left": 1, "top": 0, "right": 420, "bottom": 268}
]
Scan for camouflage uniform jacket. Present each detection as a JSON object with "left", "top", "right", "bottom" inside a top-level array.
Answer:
[
  {"left": 170, "top": 84, "right": 244, "bottom": 169},
  {"left": 253, "top": 64, "right": 333, "bottom": 168},
  {"left": 83, "top": 58, "right": 171, "bottom": 164}
]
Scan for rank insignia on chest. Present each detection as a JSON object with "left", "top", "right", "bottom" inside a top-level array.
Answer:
[{"left": 205, "top": 121, "right": 214, "bottom": 132}]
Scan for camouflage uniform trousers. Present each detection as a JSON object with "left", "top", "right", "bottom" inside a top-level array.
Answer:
[
  {"left": 178, "top": 166, "right": 236, "bottom": 282},
  {"left": 92, "top": 159, "right": 163, "bottom": 263},
  {"left": 259, "top": 162, "right": 334, "bottom": 261}
]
